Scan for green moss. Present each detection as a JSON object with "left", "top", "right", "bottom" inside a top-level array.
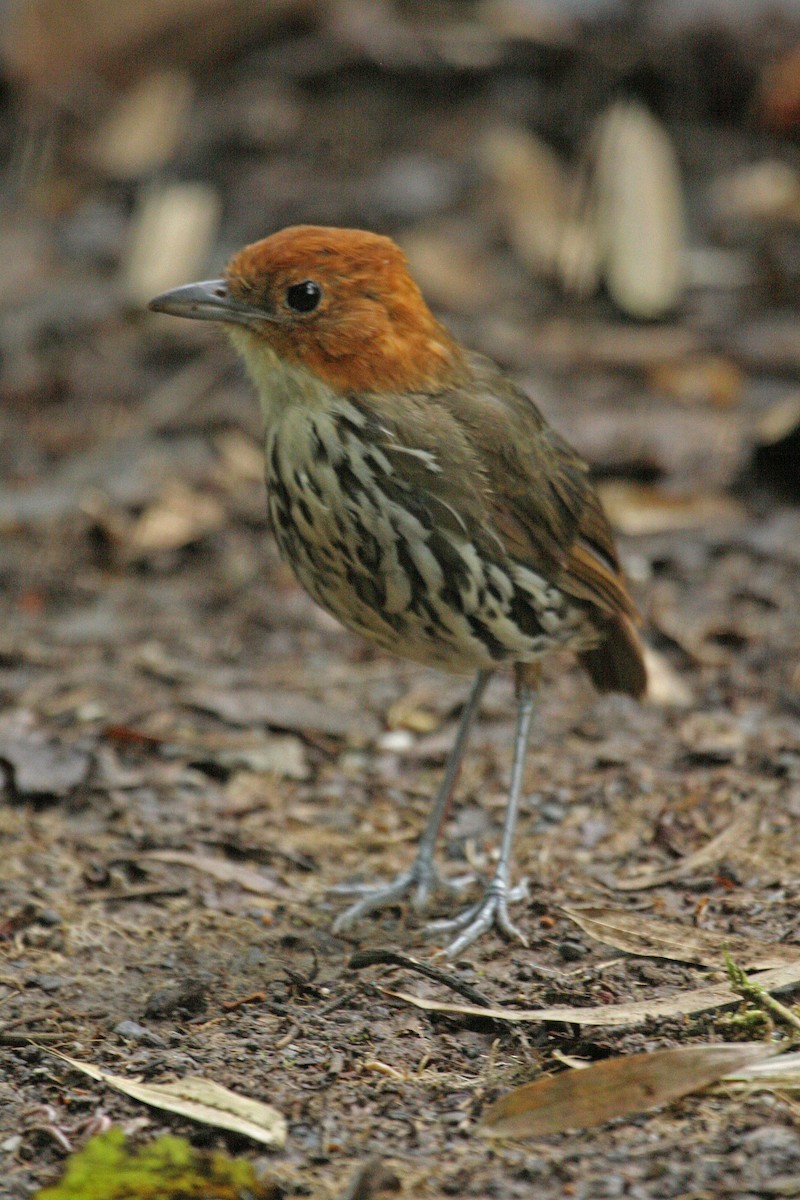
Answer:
[{"left": 36, "top": 1129, "right": 277, "bottom": 1200}]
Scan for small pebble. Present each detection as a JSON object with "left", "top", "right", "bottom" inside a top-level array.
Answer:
[
  {"left": 114, "top": 1019, "right": 166, "bottom": 1047},
  {"left": 557, "top": 939, "right": 586, "bottom": 962},
  {"left": 28, "top": 974, "right": 64, "bottom": 993}
]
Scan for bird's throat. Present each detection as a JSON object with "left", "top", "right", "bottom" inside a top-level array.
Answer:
[{"left": 226, "top": 327, "right": 340, "bottom": 422}]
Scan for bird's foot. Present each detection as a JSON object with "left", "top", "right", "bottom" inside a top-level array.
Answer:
[
  {"left": 425, "top": 875, "right": 529, "bottom": 959},
  {"left": 331, "top": 858, "right": 475, "bottom": 932}
]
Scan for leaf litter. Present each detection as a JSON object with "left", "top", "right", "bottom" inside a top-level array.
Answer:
[
  {"left": 383, "top": 960, "right": 800, "bottom": 1027},
  {"left": 48, "top": 1052, "right": 287, "bottom": 1149},
  {"left": 481, "top": 1043, "right": 773, "bottom": 1138},
  {"left": 562, "top": 906, "right": 799, "bottom": 970}
]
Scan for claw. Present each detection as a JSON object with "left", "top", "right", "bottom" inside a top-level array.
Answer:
[
  {"left": 331, "top": 861, "right": 478, "bottom": 932},
  {"left": 427, "top": 878, "right": 528, "bottom": 958}
]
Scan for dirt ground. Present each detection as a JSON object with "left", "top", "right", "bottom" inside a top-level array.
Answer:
[{"left": 1, "top": 3, "right": 800, "bottom": 1197}]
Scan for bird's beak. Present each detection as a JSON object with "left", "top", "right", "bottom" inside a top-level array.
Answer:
[{"left": 148, "top": 279, "right": 271, "bottom": 327}]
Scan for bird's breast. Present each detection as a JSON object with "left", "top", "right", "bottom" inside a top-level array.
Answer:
[{"left": 264, "top": 400, "right": 595, "bottom": 673}]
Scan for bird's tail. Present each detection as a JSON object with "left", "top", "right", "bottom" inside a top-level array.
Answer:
[{"left": 579, "top": 613, "right": 647, "bottom": 699}]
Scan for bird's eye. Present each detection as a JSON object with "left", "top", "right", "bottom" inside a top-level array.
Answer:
[{"left": 286, "top": 280, "right": 322, "bottom": 313}]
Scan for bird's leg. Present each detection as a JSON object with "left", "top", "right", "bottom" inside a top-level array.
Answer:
[
  {"left": 426, "top": 682, "right": 536, "bottom": 958},
  {"left": 331, "top": 670, "right": 492, "bottom": 930}
]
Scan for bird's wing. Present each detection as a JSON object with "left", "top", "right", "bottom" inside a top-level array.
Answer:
[
  {"left": 348, "top": 357, "right": 638, "bottom": 625},
  {"left": 435, "top": 354, "right": 639, "bottom": 623}
]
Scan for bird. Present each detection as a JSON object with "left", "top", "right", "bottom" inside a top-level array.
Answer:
[{"left": 149, "top": 224, "right": 647, "bottom": 957}]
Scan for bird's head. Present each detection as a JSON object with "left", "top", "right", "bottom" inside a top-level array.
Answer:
[{"left": 149, "top": 225, "right": 465, "bottom": 396}]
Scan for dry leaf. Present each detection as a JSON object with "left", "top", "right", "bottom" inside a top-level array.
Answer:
[
  {"left": 562, "top": 907, "right": 798, "bottom": 971},
  {"left": 87, "top": 70, "right": 194, "bottom": 179},
  {"left": 382, "top": 960, "right": 800, "bottom": 1028},
  {"left": 125, "top": 182, "right": 221, "bottom": 307},
  {"left": 642, "top": 646, "right": 693, "bottom": 708},
  {"left": 593, "top": 101, "right": 686, "bottom": 318},
  {"left": 727, "top": 1050, "right": 800, "bottom": 1092},
  {"left": 481, "top": 1043, "right": 771, "bottom": 1138},
  {"left": 607, "top": 807, "right": 756, "bottom": 891},
  {"left": 143, "top": 850, "right": 292, "bottom": 898},
  {"left": 756, "top": 391, "right": 800, "bottom": 446},
  {"left": 648, "top": 356, "right": 743, "bottom": 408},
  {"left": 481, "top": 126, "right": 597, "bottom": 292},
  {"left": 711, "top": 160, "right": 800, "bottom": 224},
  {"left": 185, "top": 685, "right": 380, "bottom": 741},
  {"left": 678, "top": 712, "right": 747, "bottom": 762},
  {"left": 51, "top": 1052, "right": 287, "bottom": 1148},
  {"left": 386, "top": 687, "right": 442, "bottom": 734},
  {"left": 129, "top": 482, "right": 226, "bottom": 554},
  {"left": 597, "top": 481, "right": 744, "bottom": 537},
  {"left": 400, "top": 227, "right": 499, "bottom": 315},
  {"left": 0, "top": 709, "right": 90, "bottom": 799}
]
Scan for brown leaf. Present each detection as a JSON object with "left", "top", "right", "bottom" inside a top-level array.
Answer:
[
  {"left": 142, "top": 850, "right": 292, "bottom": 898},
  {"left": 185, "top": 686, "right": 379, "bottom": 741},
  {"left": 124, "top": 185, "right": 222, "bottom": 308},
  {"left": 592, "top": 101, "right": 686, "bottom": 319},
  {"left": 647, "top": 356, "right": 744, "bottom": 408},
  {"left": 597, "top": 481, "right": 744, "bottom": 537},
  {"left": 481, "top": 1043, "right": 771, "bottom": 1138},
  {"left": 606, "top": 807, "right": 757, "bottom": 891},
  {"left": 562, "top": 907, "right": 798, "bottom": 971},
  {"left": 0, "top": 710, "right": 90, "bottom": 799},
  {"left": 51, "top": 1052, "right": 287, "bottom": 1148},
  {"left": 382, "top": 960, "right": 800, "bottom": 1027},
  {"left": 85, "top": 70, "right": 194, "bottom": 179},
  {"left": 128, "top": 480, "right": 225, "bottom": 554},
  {"left": 641, "top": 646, "right": 693, "bottom": 708}
]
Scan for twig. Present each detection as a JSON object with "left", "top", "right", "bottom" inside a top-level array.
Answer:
[
  {"left": 725, "top": 951, "right": 800, "bottom": 1034},
  {"left": 0, "top": 1033, "right": 68, "bottom": 1045},
  {"left": 76, "top": 886, "right": 186, "bottom": 904},
  {"left": 335, "top": 1157, "right": 398, "bottom": 1200},
  {"left": 348, "top": 948, "right": 493, "bottom": 1008}
]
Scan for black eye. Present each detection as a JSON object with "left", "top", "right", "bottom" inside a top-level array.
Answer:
[{"left": 286, "top": 280, "right": 322, "bottom": 313}]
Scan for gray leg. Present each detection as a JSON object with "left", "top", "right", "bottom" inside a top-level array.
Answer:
[
  {"left": 332, "top": 671, "right": 492, "bottom": 931},
  {"left": 426, "top": 683, "right": 536, "bottom": 958}
]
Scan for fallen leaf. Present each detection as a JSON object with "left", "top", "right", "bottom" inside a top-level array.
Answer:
[
  {"left": 562, "top": 907, "right": 798, "bottom": 971},
  {"left": 642, "top": 646, "right": 693, "bottom": 708},
  {"left": 86, "top": 70, "right": 194, "bottom": 179},
  {"left": 593, "top": 100, "right": 686, "bottom": 319},
  {"left": 711, "top": 159, "right": 800, "bottom": 223},
  {"left": 125, "top": 182, "right": 221, "bottom": 308},
  {"left": 481, "top": 1043, "right": 771, "bottom": 1138},
  {"left": 480, "top": 126, "right": 583, "bottom": 285},
  {"left": 381, "top": 960, "right": 800, "bottom": 1027},
  {"left": 185, "top": 685, "right": 379, "bottom": 741},
  {"left": 756, "top": 391, "right": 800, "bottom": 446},
  {"left": 727, "top": 1050, "right": 800, "bottom": 1092},
  {"left": 386, "top": 687, "right": 442, "bottom": 734},
  {"left": 143, "top": 850, "right": 292, "bottom": 898},
  {"left": 678, "top": 711, "right": 748, "bottom": 763},
  {"left": 400, "top": 226, "right": 500, "bottom": 315},
  {"left": 0, "top": 709, "right": 90, "bottom": 799},
  {"left": 648, "top": 356, "right": 743, "bottom": 408},
  {"left": 50, "top": 1052, "right": 287, "bottom": 1148},
  {"left": 189, "top": 732, "right": 310, "bottom": 780},
  {"left": 606, "top": 807, "right": 757, "bottom": 891},
  {"left": 597, "top": 481, "right": 744, "bottom": 537},
  {"left": 130, "top": 481, "right": 226, "bottom": 555}
]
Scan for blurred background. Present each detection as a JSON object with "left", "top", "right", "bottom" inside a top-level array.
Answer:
[{"left": 3, "top": 1, "right": 800, "bottom": 558}]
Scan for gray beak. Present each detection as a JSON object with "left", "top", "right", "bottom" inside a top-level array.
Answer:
[{"left": 148, "top": 279, "right": 270, "bottom": 327}]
